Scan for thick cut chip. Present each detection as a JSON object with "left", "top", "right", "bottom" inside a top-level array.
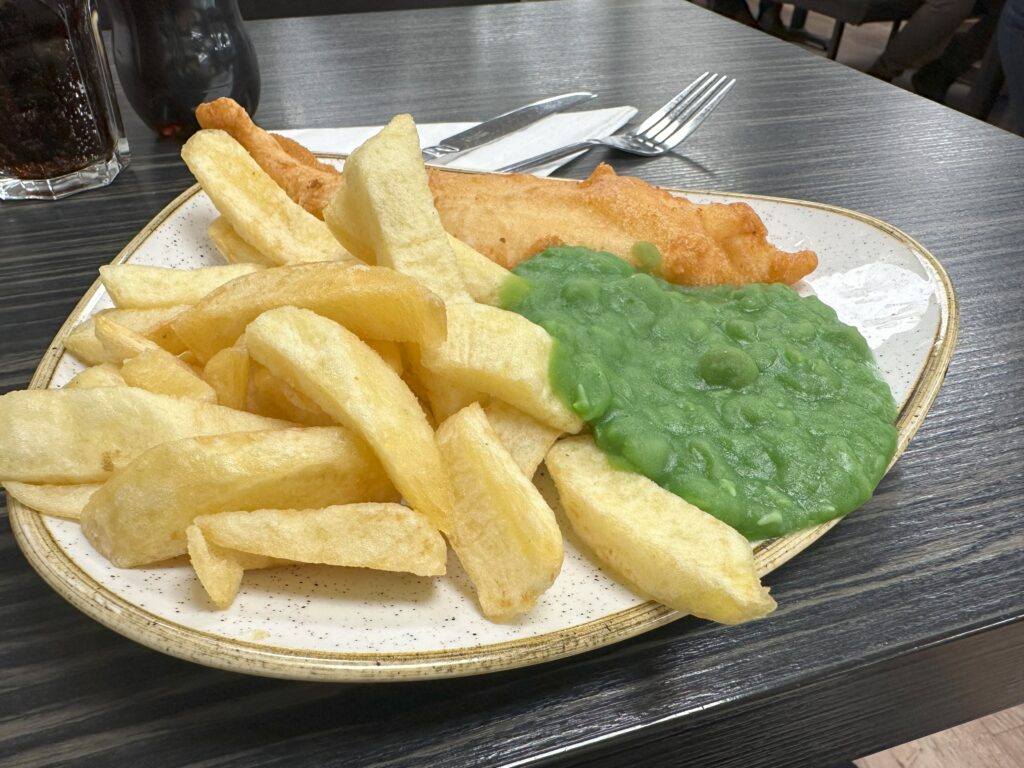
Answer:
[
  {"left": 196, "top": 503, "right": 446, "bottom": 576},
  {"left": 172, "top": 262, "right": 446, "bottom": 363},
  {"left": 323, "top": 114, "right": 472, "bottom": 304},
  {"left": 0, "top": 387, "right": 287, "bottom": 483},
  {"left": 181, "top": 130, "right": 357, "bottom": 266},
  {"left": 3, "top": 481, "right": 101, "bottom": 519},
  {"left": 420, "top": 302, "right": 582, "bottom": 433},
  {"left": 404, "top": 343, "right": 485, "bottom": 424},
  {"left": 449, "top": 235, "right": 510, "bottom": 306},
  {"left": 81, "top": 426, "right": 398, "bottom": 567},
  {"left": 366, "top": 340, "right": 403, "bottom": 376},
  {"left": 120, "top": 348, "right": 218, "bottom": 403},
  {"left": 483, "top": 400, "right": 561, "bottom": 478},
  {"left": 186, "top": 524, "right": 282, "bottom": 609},
  {"left": 436, "top": 403, "right": 562, "bottom": 621},
  {"left": 64, "top": 364, "right": 126, "bottom": 389},
  {"left": 545, "top": 437, "right": 776, "bottom": 625},
  {"left": 65, "top": 307, "right": 187, "bottom": 366},
  {"left": 94, "top": 315, "right": 163, "bottom": 362},
  {"left": 245, "top": 306, "right": 453, "bottom": 532},
  {"left": 208, "top": 216, "right": 276, "bottom": 266},
  {"left": 202, "top": 341, "right": 250, "bottom": 410},
  {"left": 248, "top": 362, "right": 334, "bottom": 426},
  {"left": 99, "top": 264, "right": 263, "bottom": 309}
]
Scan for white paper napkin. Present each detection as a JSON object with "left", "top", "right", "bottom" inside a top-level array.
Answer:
[{"left": 275, "top": 106, "right": 637, "bottom": 176}]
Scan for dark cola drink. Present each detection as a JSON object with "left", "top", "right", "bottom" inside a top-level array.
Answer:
[
  {"left": 104, "top": 0, "right": 260, "bottom": 137},
  {"left": 0, "top": 0, "right": 129, "bottom": 200}
]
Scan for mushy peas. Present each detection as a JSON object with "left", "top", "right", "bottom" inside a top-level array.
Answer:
[{"left": 502, "top": 246, "right": 898, "bottom": 540}]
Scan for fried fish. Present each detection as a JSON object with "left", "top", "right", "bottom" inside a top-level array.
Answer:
[{"left": 195, "top": 98, "right": 817, "bottom": 286}]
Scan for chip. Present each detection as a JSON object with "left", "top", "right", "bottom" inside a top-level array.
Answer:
[
  {"left": 248, "top": 362, "right": 334, "bottom": 426},
  {"left": 64, "top": 364, "right": 126, "bottom": 389},
  {"left": 181, "top": 129, "right": 357, "bottom": 266},
  {"left": 323, "top": 114, "right": 472, "bottom": 304},
  {"left": 3, "top": 481, "right": 101, "bottom": 519},
  {"left": 545, "top": 437, "right": 776, "bottom": 624},
  {"left": 120, "top": 348, "right": 218, "bottom": 403},
  {"left": 81, "top": 426, "right": 398, "bottom": 567},
  {"left": 172, "top": 262, "right": 447, "bottom": 363},
  {"left": 65, "top": 307, "right": 187, "bottom": 366},
  {"left": 201, "top": 341, "right": 250, "bottom": 410},
  {"left": 0, "top": 387, "right": 287, "bottom": 483},
  {"left": 196, "top": 503, "right": 446, "bottom": 576},
  {"left": 245, "top": 306, "right": 453, "bottom": 533},
  {"left": 436, "top": 402, "right": 562, "bottom": 621},
  {"left": 100, "top": 263, "right": 263, "bottom": 309},
  {"left": 186, "top": 524, "right": 283, "bottom": 609},
  {"left": 420, "top": 302, "right": 582, "bottom": 433},
  {"left": 208, "top": 216, "right": 276, "bottom": 266},
  {"left": 483, "top": 400, "right": 561, "bottom": 478},
  {"left": 449, "top": 235, "right": 510, "bottom": 306},
  {"left": 93, "top": 315, "right": 163, "bottom": 362}
]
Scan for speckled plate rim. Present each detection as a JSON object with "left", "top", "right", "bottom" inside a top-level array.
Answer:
[{"left": 8, "top": 174, "right": 958, "bottom": 682}]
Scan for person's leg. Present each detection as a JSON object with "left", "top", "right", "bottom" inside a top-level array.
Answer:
[
  {"left": 868, "top": 0, "right": 978, "bottom": 80},
  {"left": 912, "top": 0, "right": 1005, "bottom": 101},
  {"left": 998, "top": 0, "right": 1024, "bottom": 134},
  {"left": 708, "top": 0, "right": 760, "bottom": 26}
]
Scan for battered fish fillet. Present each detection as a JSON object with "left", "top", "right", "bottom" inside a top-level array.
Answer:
[{"left": 195, "top": 98, "right": 817, "bottom": 286}]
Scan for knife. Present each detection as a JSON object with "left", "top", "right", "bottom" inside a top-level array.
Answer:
[{"left": 421, "top": 91, "right": 597, "bottom": 164}]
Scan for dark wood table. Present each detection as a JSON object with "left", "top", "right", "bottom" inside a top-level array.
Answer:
[{"left": 2, "top": 1, "right": 1022, "bottom": 765}]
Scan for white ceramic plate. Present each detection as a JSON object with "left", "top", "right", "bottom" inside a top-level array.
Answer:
[{"left": 8, "top": 173, "right": 957, "bottom": 681}]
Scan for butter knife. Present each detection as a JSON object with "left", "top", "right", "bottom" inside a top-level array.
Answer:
[{"left": 421, "top": 91, "right": 597, "bottom": 164}]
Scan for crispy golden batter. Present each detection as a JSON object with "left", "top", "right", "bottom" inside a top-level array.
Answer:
[
  {"left": 196, "top": 98, "right": 339, "bottom": 215},
  {"left": 196, "top": 98, "right": 817, "bottom": 286},
  {"left": 427, "top": 164, "right": 817, "bottom": 286}
]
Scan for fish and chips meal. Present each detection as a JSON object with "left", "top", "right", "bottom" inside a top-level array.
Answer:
[{"left": 0, "top": 99, "right": 898, "bottom": 629}]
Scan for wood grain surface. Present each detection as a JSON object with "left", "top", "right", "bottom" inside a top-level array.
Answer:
[{"left": 1, "top": 1, "right": 1022, "bottom": 766}]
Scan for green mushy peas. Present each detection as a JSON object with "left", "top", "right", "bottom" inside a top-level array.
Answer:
[{"left": 501, "top": 246, "right": 898, "bottom": 540}]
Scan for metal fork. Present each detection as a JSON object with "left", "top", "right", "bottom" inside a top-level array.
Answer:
[{"left": 498, "top": 72, "right": 736, "bottom": 173}]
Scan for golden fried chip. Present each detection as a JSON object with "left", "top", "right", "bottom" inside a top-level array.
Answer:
[
  {"left": 0, "top": 387, "right": 287, "bottom": 483},
  {"left": 365, "top": 340, "right": 403, "bottom": 376},
  {"left": 65, "top": 307, "right": 187, "bottom": 366},
  {"left": 196, "top": 503, "right": 446, "bottom": 576},
  {"left": 420, "top": 303, "right": 582, "bottom": 433},
  {"left": 323, "top": 114, "right": 472, "bottom": 304},
  {"left": 64, "top": 363, "right": 126, "bottom": 389},
  {"left": 172, "top": 262, "right": 446, "bottom": 363},
  {"left": 208, "top": 216, "right": 276, "bottom": 266},
  {"left": 483, "top": 400, "right": 561, "bottom": 478},
  {"left": 81, "top": 426, "right": 398, "bottom": 567},
  {"left": 3, "top": 481, "right": 101, "bottom": 519},
  {"left": 448, "top": 235, "right": 510, "bottom": 306},
  {"left": 99, "top": 263, "right": 263, "bottom": 309},
  {"left": 436, "top": 403, "right": 562, "bottom": 621},
  {"left": 186, "top": 524, "right": 283, "bottom": 609},
  {"left": 403, "top": 343, "right": 485, "bottom": 424},
  {"left": 93, "top": 315, "right": 163, "bottom": 362},
  {"left": 202, "top": 341, "right": 250, "bottom": 410},
  {"left": 120, "top": 348, "right": 218, "bottom": 403},
  {"left": 545, "top": 437, "right": 776, "bottom": 624},
  {"left": 245, "top": 306, "right": 453, "bottom": 532},
  {"left": 248, "top": 362, "right": 334, "bottom": 426},
  {"left": 181, "top": 130, "right": 357, "bottom": 266}
]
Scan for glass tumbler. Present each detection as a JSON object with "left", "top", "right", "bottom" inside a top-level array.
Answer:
[{"left": 0, "top": 0, "right": 129, "bottom": 201}]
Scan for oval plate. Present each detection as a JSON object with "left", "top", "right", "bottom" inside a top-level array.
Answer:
[{"left": 8, "top": 171, "right": 957, "bottom": 681}]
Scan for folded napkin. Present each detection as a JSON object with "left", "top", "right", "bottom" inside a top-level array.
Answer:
[{"left": 276, "top": 106, "right": 637, "bottom": 177}]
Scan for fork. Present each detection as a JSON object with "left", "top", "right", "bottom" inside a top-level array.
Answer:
[{"left": 498, "top": 72, "right": 736, "bottom": 174}]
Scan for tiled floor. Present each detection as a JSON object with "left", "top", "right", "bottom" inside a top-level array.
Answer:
[
  {"left": 856, "top": 704, "right": 1024, "bottom": 767},
  {"left": 731, "top": 6, "right": 1022, "bottom": 766}
]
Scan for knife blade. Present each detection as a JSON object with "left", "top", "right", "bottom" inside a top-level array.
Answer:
[{"left": 421, "top": 91, "right": 597, "bottom": 164}]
